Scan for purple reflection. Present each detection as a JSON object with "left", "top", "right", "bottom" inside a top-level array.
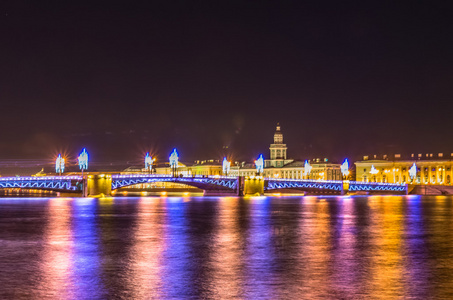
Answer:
[
  {"left": 243, "top": 197, "right": 277, "bottom": 298},
  {"left": 71, "top": 198, "right": 104, "bottom": 298},
  {"left": 403, "top": 196, "right": 431, "bottom": 298},
  {"left": 160, "top": 197, "right": 194, "bottom": 298}
]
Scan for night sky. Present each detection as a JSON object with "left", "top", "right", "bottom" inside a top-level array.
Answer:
[{"left": 1, "top": 1, "right": 453, "bottom": 168}]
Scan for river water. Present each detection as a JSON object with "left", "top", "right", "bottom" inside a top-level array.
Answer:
[{"left": 0, "top": 196, "right": 452, "bottom": 299}]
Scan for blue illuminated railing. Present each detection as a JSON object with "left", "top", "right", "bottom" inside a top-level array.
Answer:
[
  {"left": 348, "top": 181, "right": 407, "bottom": 193},
  {"left": 111, "top": 175, "right": 238, "bottom": 190},
  {"left": 266, "top": 178, "right": 343, "bottom": 191},
  {"left": 0, "top": 176, "right": 82, "bottom": 191}
]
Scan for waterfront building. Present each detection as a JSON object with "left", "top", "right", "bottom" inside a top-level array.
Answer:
[
  {"left": 355, "top": 153, "right": 453, "bottom": 185},
  {"left": 121, "top": 124, "right": 342, "bottom": 181},
  {"left": 230, "top": 124, "right": 342, "bottom": 180},
  {"left": 265, "top": 123, "right": 293, "bottom": 168}
]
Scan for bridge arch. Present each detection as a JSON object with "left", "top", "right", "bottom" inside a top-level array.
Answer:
[{"left": 111, "top": 175, "right": 238, "bottom": 192}]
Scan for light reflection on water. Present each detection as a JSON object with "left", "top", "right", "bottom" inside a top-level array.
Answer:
[{"left": 0, "top": 196, "right": 453, "bottom": 299}]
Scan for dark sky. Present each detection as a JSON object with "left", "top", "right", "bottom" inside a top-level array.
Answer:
[{"left": 1, "top": 0, "right": 453, "bottom": 166}]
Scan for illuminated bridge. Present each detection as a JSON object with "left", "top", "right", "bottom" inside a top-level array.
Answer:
[
  {"left": 0, "top": 176, "right": 82, "bottom": 192},
  {"left": 265, "top": 178, "right": 344, "bottom": 194},
  {"left": 111, "top": 174, "right": 238, "bottom": 191},
  {"left": 0, "top": 175, "right": 407, "bottom": 195},
  {"left": 265, "top": 178, "right": 407, "bottom": 194}
]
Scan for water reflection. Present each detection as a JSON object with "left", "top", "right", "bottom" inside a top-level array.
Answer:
[
  {"left": 126, "top": 197, "right": 165, "bottom": 298},
  {"left": 210, "top": 197, "right": 245, "bottom": 298},
  {"left": 368, "top": 196, "right": 405, "bottom": 297},
  {"left": 71, "top": 198, "right": 103, "bottom": 299},
  {"left": 38, "top": 198, "right": 74, "bottom": 299},
  {"left": 0, "top": 196, "right": 453, "bottom": 298}
]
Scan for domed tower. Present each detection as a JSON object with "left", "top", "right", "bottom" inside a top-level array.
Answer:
[
  {"left": 268, "top": 123, "right": 288, "bottom": 167},
  {"left": 274, "top": 123, "right": 283, "bottom": 144}
]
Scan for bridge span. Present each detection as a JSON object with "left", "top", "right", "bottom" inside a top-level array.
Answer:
[{"left": 0, "top": 174, "right": 408, "bottom": 196}]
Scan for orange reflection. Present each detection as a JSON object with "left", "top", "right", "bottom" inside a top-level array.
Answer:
[
  {"left": 209, "top": 197, "right": 243, "bottom": 298},
  {"left": 297, "top": 197, "right": 332, "bottom": 297},
  {"left": 126, "top": 197, "right": 165, "bottom": 298},
  {"left": 38, "top": 198, "right": 74, "bottom": 298},
  {"left": 368, "top": 196, "right": 404, "bottom": 297}
]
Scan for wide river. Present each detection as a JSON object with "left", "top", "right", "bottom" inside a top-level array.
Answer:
[{"left": 0, "top": 196, "right": 452, "bottom": 299}]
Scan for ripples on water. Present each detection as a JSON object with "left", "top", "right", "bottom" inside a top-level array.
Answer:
[{"left": 0, "top": 196, "right": 452, "bottom": 299}]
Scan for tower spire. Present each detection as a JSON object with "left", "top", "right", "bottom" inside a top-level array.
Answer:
[{"left": 274, "top": 123, "right": 283, "bottom": 144}]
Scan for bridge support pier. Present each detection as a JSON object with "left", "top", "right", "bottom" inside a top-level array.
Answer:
[
  {"left": 243, "top": 176, "right": 264, "bottom": 196},
  {"left": 87, "top": 174, "right": 112, "bottom": 197}
]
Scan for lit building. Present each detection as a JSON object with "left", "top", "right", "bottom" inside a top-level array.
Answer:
[
  {"left": 121, "top": 123, "right": 342, "bottom": 181},
  {"left": 355, "top": 153, "right": 453, "bottom": 185},
  {"left": 265, "top": 123, "right": 293, "bottom": 167},
  {"left": 122, "top": 160, "right": 223, "bottom": 177},
  {"left": 230, "top": 124, "right": 342, "bottom": 180}
]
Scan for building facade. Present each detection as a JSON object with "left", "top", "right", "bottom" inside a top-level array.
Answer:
[
  {"left": 121, "top": 123, "right": 342, "bottom": 181},
  {"left": 355, "top": 153, "right": 453, "bottom": 185},
  {"left": 230, "top": 124, "right": 342, "bottom": 180}
]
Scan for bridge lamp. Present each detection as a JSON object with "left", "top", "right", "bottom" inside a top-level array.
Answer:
[
  {"left": 145, "top": 152, "right": 154, "bottom": 173},
  {"left": 409, "top": 163, "right": 417, "bottom": 182},
  {"left": 78, "top": 148, "right": 89, "bottom": 171},
  {"left": 304, "top": 160, "right": 312, "bottom": 179},
  {"left": 169, "top": 149, "right": 179, "bottom": 177},
  {"left": 341, "top": 159, "right": 350, "bottom": 180},
  {"left": 254, "top": 154, "right": 264, "bottom": 175},
  {"left": 369, "top": 165, "right": 379, "bottom": 182},
  {"left": 222, "top": 157, "right": 231, "bottom": 175},
  {"left": 56, "top": 154, "right": 65, "bottom": 176}
]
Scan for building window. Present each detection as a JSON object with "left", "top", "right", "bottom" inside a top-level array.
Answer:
[{"left": 447, "top": 175, "right": 451, "bottom": 184}]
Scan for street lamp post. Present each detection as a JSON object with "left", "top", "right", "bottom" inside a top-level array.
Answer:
[
  {"left": 341, "top": 159, "right": 350, "bottom": 180},
  {"left": 169, "top": 149, "right": 179, "bottom": 177},
  {"left": 409, "top": 163, "right": 417, "bottom": 184},
  {"left": 222, "top": 157, "right": 230, "bottom": 176},
  {"left": 370, "top": 165, "right": 379, "bottom": 182},
  {"left": 56, "top": 154, "right": 65, "bottom": 176},
  {"left": 78, "top": 148, "right": 89, "bottom": 197},
  {"left": 254, "top": 154, "right": 264, "bottom": 176},
  {"left": 145, "top": 152, "right": 154, "bottom": 174},
  {"left": 304, "top": 160, "right": 312, "bottom": 179}
]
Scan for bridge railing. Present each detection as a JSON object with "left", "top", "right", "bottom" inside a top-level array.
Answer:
[
  {"left": 0, "top": 176, "right": 82, "bottom": 181},
  {"left": 112, "top": 174, "right": 237, "bottom": 180},
  {"left": 265, "top": 178, "right": 344, "bottom": 184}
]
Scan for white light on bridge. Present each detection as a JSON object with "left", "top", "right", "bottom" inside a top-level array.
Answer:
[
  {"left": 78, "top": 148, "right": 89, "bottom": 171},
  {"left": 370, "top": 165, "right": 379, "bottom": 175},
  {"left": 304, "top": 160, "right": 312, "bottom": 176},
  {"left": 341, "top": 159, "right": 350, "bottom": 177},
  {"left": 56, "top": 154, "right": 65, "bottom": 174},
  {"left": 222, "top": 157, "right": 230, "bottom": 175},
  {"left": 409, "top": 163, "right": 417, "bottom": 180},
  {"left": 169, "top": 149, "right": 179, "bottom": 169},
  {"left": 145, "top": 152, "right": 154, "bottom": 171},
  {"left": 255, "top": 154, "right": 264, "bottom": 174}
]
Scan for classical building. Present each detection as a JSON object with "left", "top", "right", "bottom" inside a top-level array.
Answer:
[
  {"left": 265, "top": 123, "right": 293, "bottom": 168},
  {"left": 121, "top": 123, "right": 342, "bottom": 181},
  {"left": 355, "top": 153, "right": 453, "bottom": 185},
  {"left": 230, "top": 124, "right": 342, "bottom": 180},
  {"left": 122, "top": 160, "right": 223, "bottom": 177}
]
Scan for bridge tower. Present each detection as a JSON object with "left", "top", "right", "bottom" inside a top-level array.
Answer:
[
  {"left": 243, "top": 176, "right": 264, "bottom": 196},
  {"left": 87, "top": 174, "right": 112, "bottom": 197}
]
